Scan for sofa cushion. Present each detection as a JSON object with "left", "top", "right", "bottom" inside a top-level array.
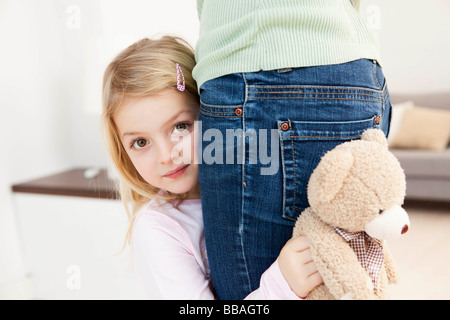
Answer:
[
  {"left": 389, "top": 105, "right": 450, "bottom": 150},
  {"left": 391, "top": 148, "right": 450, "bottom": 179}
]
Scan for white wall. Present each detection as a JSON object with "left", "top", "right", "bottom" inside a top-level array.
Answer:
[
  {"left": 1, "top": 1, "right": 73, "bottom": 183},
  {"left": 0, "top": 0, "right": 75, "bottom": 298},
  {"left": 360, "top": 0, "right": 450, "bottom": 93},
  {"left": 0, "top": 159, "right": 31, "bottom": 299},
  {"left": 0, "top": 0, "right": 199, "bottom": 299}
]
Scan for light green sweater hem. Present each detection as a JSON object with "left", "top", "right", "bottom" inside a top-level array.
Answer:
[{"left": 193, "top": 0, "right": 380, "bottom": 89}]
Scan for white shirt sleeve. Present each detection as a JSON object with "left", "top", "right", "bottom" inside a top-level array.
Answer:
[
  {"left": 132, "top": 213, "right": 215, "bottom": 300},
  {"left": 132, "top": 211, "right": 302, "bottom": 300},
  {"left": 245, "top": 259, "right": 302, "bottom": 300}
]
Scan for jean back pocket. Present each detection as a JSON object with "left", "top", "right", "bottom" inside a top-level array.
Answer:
[{"left": 278, "top": 115, "right": 378, "bottom": 221}]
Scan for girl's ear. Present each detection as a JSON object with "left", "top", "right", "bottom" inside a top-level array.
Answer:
[{"left": 307, "top": 148, "right": 354, "bottom": 206}]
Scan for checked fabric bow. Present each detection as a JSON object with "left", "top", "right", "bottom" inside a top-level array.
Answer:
[{"left": 333, "top": 227, "right": 384, "bottom": 293}]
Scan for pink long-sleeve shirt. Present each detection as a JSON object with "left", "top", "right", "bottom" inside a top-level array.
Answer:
[{"left": 131, "top": 197, "right": 301, "bottom": 300}]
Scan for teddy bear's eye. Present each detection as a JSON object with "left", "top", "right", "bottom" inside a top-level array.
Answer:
[{"left": 378, "top": 209, "right": 384, "bottom": 215}]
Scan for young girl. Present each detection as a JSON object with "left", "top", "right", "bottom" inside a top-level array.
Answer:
[{"left": 102, "top": 36, "right": 322, "bottom": 299}]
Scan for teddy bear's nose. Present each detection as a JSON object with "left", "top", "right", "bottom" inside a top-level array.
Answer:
[{"left": 401, "top": 225, "right": 409, "bottom": 234}]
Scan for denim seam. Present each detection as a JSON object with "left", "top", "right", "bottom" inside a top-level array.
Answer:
[
  {"left": 240, "top": 72, "right": 252, "bottom": 294},
  {"left": 283, "top": 134, "right": 364, "bottom": 140},
  {"left": 381, "top": 82, "right": 388, "bottom": 117},
  {"left": 200, "top": 106, "right": 239, "bottom": 114},
  {"left": 373, "top": 60, "right": 383, "bottom": 91},
  {"left": 288, "top": 119, "right": 298, "bottom": 211},
  {"left": 382, "top": 82, "right": 388, "bottom": 99},
  {"left": 247, "top": 85, "right": 383, "bottom": 94},
  {"left": 279, "top": 116, "right": 376, "bottom": 126},
  {"left": 279, "top": 128, "right": 288, "bottom": 219},
  {"left": 248, "top": 91, "right": 382, "bottom": 100},
  {"left": 200, "top": 102, "right": 243, "bottom": 109},
  {"left": 198, "top": 110, "right": 242, "bottom": 118},
  {"left": 242, "top": 73, "right": 249, "bottom": 188},
  {"left": 248, "top": 90, "right": 304, "bottom": 94},
  {"left": 246, "top": 97, "right": 383, "bottom": 103}
]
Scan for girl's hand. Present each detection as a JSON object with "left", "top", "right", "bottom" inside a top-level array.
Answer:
[{"left": 278, "top": 236, "right": 323, "bottom": 299}]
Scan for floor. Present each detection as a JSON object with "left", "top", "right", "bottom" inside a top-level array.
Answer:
[{"left": 388, "top": 201, "right": 450, "bottom": 300}]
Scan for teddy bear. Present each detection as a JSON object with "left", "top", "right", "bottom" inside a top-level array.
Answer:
[{"left": 292, "top": 128, "right": 410, "bottom": 300}]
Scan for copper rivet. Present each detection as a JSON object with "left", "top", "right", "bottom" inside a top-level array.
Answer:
[
  {"left": 374, "top": 116, "right": 381, "bottom": 125},
  {"left": 235, "top": 108, "right": 243, "bottom": 116},
  {"left": 281, "top": 122, "right": 290, "bottom": 131}
]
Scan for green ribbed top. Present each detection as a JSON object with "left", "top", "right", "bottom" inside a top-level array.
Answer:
[{"left": 193, "top": 0, "right": 380, "bottom": 89}]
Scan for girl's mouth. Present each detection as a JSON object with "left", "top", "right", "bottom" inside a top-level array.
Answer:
[{"left": 163, "top": 165, "right": 190, "bottom": 179}]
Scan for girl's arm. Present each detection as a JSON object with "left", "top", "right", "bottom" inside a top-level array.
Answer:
[
  {"left": 246, "top": 236, "right": 322, "bottom": 300},
  {"left": 133, "top": 213, "right": 318, "bottom": 299},
  {"left": 132, "top": 214, "right": 215, "bottom": 299}
]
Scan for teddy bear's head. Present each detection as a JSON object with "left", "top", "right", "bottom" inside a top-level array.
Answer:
[{"left": 307, "top": 129, "right": 409, "bottom": 240}]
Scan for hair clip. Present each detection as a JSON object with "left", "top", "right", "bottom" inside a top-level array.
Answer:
[{"left": 176, "top": 63, "right": 185, "bottom": 92}]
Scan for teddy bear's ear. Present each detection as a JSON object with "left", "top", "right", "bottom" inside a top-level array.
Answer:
[
  {"left": 361, "top": 129, "right": 388, "bottom": 149},
  {"left": 308, "top": 148, "right": 354, "bottom": 206}
]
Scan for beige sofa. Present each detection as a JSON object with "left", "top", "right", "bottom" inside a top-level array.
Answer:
[{"left": 389, "top": 92, "right": 450, "bottom": 202}]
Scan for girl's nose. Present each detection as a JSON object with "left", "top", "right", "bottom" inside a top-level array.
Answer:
[
  {"left": 159, "top": 138, "right": 185, "bottom": 165},
  {"left": 158, "top": 141, "right": 174, "bottom": 165}
]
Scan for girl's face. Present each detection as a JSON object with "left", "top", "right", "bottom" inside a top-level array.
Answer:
[{"left": 114, "top": 88, "right": 200, "bottom": 198}]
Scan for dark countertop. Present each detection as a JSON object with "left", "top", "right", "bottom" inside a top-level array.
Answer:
[{"left": 11, "top": 168, "right": 119, "bottom": 200}]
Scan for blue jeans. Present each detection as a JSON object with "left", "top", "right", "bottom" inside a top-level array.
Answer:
[{"left": 198, "top": 59, "right": 391, "bottom": 300}]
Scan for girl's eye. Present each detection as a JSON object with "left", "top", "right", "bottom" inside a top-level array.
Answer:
[
  {"left": 173, "top": 123, "right": 190, "bottom": 134},
  {"left": 131, "top": 139, "right": 149, "bottom": 150}
]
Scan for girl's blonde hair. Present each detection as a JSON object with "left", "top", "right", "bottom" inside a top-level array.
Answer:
[{"left": 102, "top": 36, "right": 198, "bottom": 247}]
